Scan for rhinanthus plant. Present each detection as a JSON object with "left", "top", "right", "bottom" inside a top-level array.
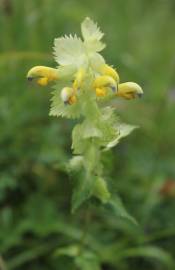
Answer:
[{"left": 27, "top": 18, "right": 143, "bottom": 215}]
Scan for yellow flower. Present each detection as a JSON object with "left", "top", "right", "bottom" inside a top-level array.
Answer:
[
  {"left": 37, "top": 77, "right": 49, "bottom": 86},
  {"left": 93, "top": 75, "right": 118, "bottom": 93},
  {"left": 73, "top": 68, "right": 86, "bottom": 90},
  {"left": 95, "top": 87, "right": 107, "bottom": 97},
  {"left": 27, "top": 66, "right": 59, "bottom": 86},
  {"left": 100, "top": 64, "right": 120, "bottom": 82},
  {"left": 116, "top": 82, "right": 143, "bottom": 100}
]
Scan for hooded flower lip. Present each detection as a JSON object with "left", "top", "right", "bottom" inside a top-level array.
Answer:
[
  {"left": 100, "top": 64, "right": 120, "bottom": 82},
  {"left": 27, "top": 66, "right": 59, "bottom": 86},
  {"left": 116, "top": 82, "right": 143, "bottom": 100}
]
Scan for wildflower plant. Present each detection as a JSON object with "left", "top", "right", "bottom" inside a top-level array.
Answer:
[{"left": 27, "top": 18, "right": 143, "bottom": 218}]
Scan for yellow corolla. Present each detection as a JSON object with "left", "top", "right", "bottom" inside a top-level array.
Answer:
[
  {"left": 93, "top": 75, "right": 118, "bottom": 93},
  {"left": 60, "top": 87, "right": 77, "bottom": 105},
  {"left": 116, "top": 82, "right": 143, "bottom": 100},
  {"left": 95, "top": 87, "right": 107, "bottom": 97},
  {"left": 27, "top": 66, "right": 59, "bottom": 86},
  {"left": 73, "top": 68, "right": 86, "bottom": 90},
  {"left": 100, "top": 64, "right": 120, "bottom": 82}
]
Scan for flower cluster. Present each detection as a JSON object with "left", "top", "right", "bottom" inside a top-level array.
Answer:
[{"left": 27, "top": 17, "right": 143, "bottom": 110}]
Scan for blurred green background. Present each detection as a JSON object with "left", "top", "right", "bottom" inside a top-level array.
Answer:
[{"left": 0, "top": 0, "right": 175, "bottom": 269}]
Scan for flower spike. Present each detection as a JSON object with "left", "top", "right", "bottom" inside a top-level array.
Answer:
[{"left": 26, "top": 17, "right": 144, "bottom": 214}]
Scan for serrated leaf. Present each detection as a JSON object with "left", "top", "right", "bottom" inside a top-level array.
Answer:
[
  {"left": 81, "top": 17, "right": 104, "bottom": 41},
  {"left": 71, "top": 174, "right": 95, "bottom": 213},
  {"left": 107, "top": 196, "right": 138, "bottom": 226},
  {"left": 54, "top": 35, "right": 86, "bottom": 67}
]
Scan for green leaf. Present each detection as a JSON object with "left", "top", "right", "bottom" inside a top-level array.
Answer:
[
  {"left": 71, "top": 173, "right": 95, "bottom": 213},
  {"left": 93, "top": 177, "right": 111, "bottom": 203},
  {"left": 55, "top": 245, "right": 101, "bottom": 270},
  {"left": 107, "top": 195, "right": 138, "bottom": 226},
  {"left": 121, "top": 246, "right": 174, "bottom": 269},
  {"left": 54, "top": 244, "right": 79, "bottom": 258},
  {"left": 75, "top": 251, "right": 101, "bottom": 270}
]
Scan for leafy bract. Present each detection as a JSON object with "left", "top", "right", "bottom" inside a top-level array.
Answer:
[
  {"left": 49, "top": 89, "right": 81, "bottom": 119},
  {"left": 81, "top": 17, "right": 104, "bottom": 41},
  {"left": 82, "top": 17, "right": 106, "bottom": 53},
  {"left": 54, "top": 35, "right": 86, "bottom": 67},
  {"left": 105, "top": 123, "right": 138, "bottom": 150}
]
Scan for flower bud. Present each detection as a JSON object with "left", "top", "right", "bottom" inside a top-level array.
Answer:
[{"left": 60, "top": 87, "right": 77, "bottom": 105}]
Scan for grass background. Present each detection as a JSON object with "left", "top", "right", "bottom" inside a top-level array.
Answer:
[{"left": 0, "top": 0, "right": 175, "bottom": 269}]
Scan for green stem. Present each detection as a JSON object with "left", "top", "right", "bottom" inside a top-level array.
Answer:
[{"left": 78, "top": 203, "right": 91, "bottom": 255}]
